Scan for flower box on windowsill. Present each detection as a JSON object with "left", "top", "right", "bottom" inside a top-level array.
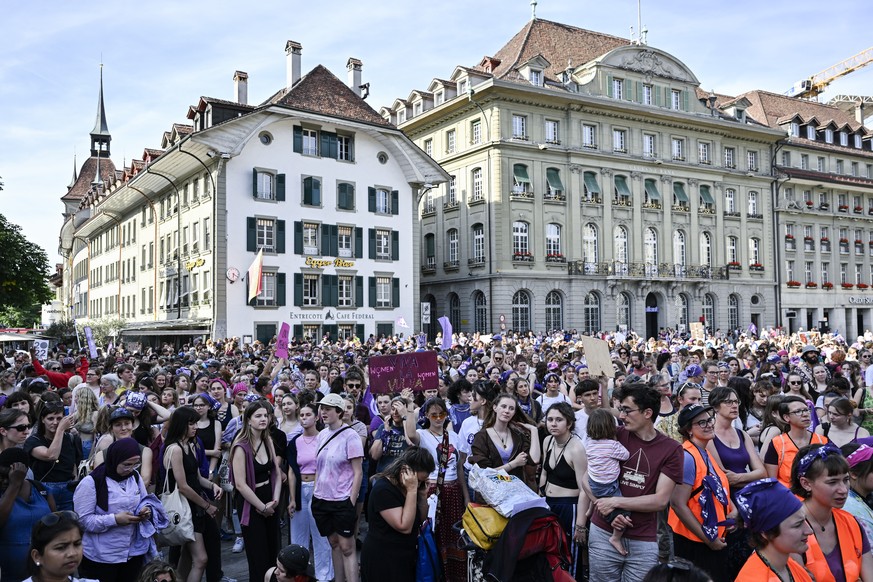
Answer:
[
  {"left": 787, "top": 281, "right": 801, "bottom": 288},
  {"left": 840, "top": 238, "right": 849, "bottom": 244},
  {"left": 443, "top": 200, "right": 460, "bottom": 211},
  {"left": 700, "top": 207, "right": 716, "bottom": 215},
  {"left": 821, "top": 237, "right": 829, "bottom": 243},
  {"left": 467, "top": 258, "right": 485, "bottom": 267},
  {"left": 839, "top": 205, "right": 849, "bottom": 212},
  {"left": 510, "top": 190, "right": 534, "bottom": 200},
  {"left": 806, "top": 282, "right": 817, "bottom": 288},
  {"left": 421, "top": 265, "right": 436, "bottom": 274},
  {"left": 672, "top": 204, "right": 690, "bottom": 212},
  {"left": 842, "top": 283, "right": 855, "bottom": 289},
  {"left": 727, "top": 262, "right": 742, "bottom": 271},
  {"left": 723, "top": 211, "right": 741, "bottom": 217},
  {"left": 859, "top": 283, "right": 870, "bottom": 290},
  {"left": 785, "top": 234, "right": 795, "bottom": 240},
  {"left": 804, "top": 236, "right": 814, "bottom": 242},
  {"left": 512, "top": 253, "right": 533, "bottom": 262},
  {"left": 749, "top": 264, "right": 765, "bottom": 272},
  {"left": 822, "top": 282, "right": 834, "bottom": 290},
  {"left": 869, "top": 208, "right": 873, "bottom": 216},
  {"left": 806, "top": 201, "right": 814, "bottom": 208},
  {"left": 545, "top": 254, "right": 566, "bottom": 263},
  {"left": 642, "top": 202, "right": 662, "bottom": 209},
  {"left": 443, "top": 260, "right": 460, "bottom": 271},
  {"left": 581, "top": 196, "right": 602, "bottom": 205},
  {"left": 544, "top": 192, "right": 567, "bottom": 203},
  {"left": 820, "top": 204, "right": 830, "bottom": 211},
  {"left": 855, "top": 206, "right": 863, "bottom": 213},
  {"left": 856, "top": 240, "right": 864, "bottom": 245}
]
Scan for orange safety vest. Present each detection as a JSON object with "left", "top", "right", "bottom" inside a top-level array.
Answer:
[
  {"left": 803, "top": 508, "right": 863, "bottom": 582},
  {"left": 668, "top": 440, "right": 732, "bottom": 542},
  {"left": 771, "top": 433, "right": 828, "bottom": 488},
  {"left": 736, "top": 551, "right": 813, "bottom": 582}
]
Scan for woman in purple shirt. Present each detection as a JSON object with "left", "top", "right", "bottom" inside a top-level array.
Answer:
[{"left": 73, "top": 437, "right": 152, "bottom": 582}]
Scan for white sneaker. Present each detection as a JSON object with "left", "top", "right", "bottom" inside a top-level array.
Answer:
[{"left": 232, "top": 537, "right": 244, "bottom": 553}]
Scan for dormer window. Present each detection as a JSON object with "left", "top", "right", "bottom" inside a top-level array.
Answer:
[
  {"left": 840, "top": 132, "right": 848, "bottom": 147},
  {"left": 825, "top": 128, "right": 834, "bottom": 143},
  {"left": 807, "top": 125, "right": 816, "bottom": 140},
  {"left": 735, "top": 109, "right": 745, "bottom": 122},
  {"left": 435, "top": 91, "right": 444, "bottom": 105},
  {"left": 530, "top": 69, "right": 542, "bottom": 86},
  {"left": 414, "top": 102, "right": 422, "bottom": 116},
  {"left": 790, "top": 122, "right": 800, "bottom": 137},
  {"left": 458, "top": 79, "right": 467, "bottom": 96},
  {"left": 855, "top": 134, "right": 863, "bottom": 149},
  {"left": 612, "top": 78, "right": 624, "bottom": 100},
  {"left": 398, "top": 110, "right": 406, "bottom": 123}
]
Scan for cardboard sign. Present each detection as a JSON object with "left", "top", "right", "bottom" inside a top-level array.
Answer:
[
  {"left": 578, "top": 336, "right": 614, "bottom": 379},
  {"left": 368, "top": 351, "right": 439, "bottom": 394},
  {"left": 276, "top": 323, "right": 290, "bottom": 359},
  {"left": 690, "top": 322, "right": 704, "bottom": 340},
  {"left": 83, "top": 326, "right": 98, "bottom": 359},
  {"left": 32, "top": 340, "right": 49, "bottom": 361}
]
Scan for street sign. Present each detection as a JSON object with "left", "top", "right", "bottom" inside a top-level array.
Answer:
[{"left": 421, "top": 302, "right": 431, "bottom": 324}]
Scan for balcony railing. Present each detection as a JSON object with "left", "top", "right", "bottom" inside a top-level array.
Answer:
[
  {"left": 512, "top": 253, "right": 534, "bottom": 262},
  {"left": 581, "top": 195, "right": 602, "bottom": 205},
  {"left": 510, "top": 190, "right": 534, "bottom": 200},
  {"left": 544, "top": 191, "right": 566, "bottom": 202},
  {"left": 443, "top": 200, "right": 459, "bottom": 211},
  {"left": 443, "top": 260, "right": 460, "bottom": 271},
  {"left": 468, "top": 257, "right": 485, "bottom": 267},
  {"left": 568, "top": 261, "right": 728, "bottom": 280}
]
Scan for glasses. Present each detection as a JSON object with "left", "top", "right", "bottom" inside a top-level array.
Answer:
[
  {"left": 428, "top": 412, "right": 447, "bottom": 420},
  {"left": 39, "top": 511, "right": 79, "bottom": 527},
  {"left": 788, "top": 408, "right": 811, "bottom": 417},
  {"left": 5, "top": 424, "right": 32, "bottom": 432},
  {"left": 192, "top": 403, "right": 207, "bottom": 408},
  {"left": 119, "top": 462, "right": 142, "bottom": 471},
  {"left": 787, "top": 380, "right": 802, "bottom": 385},
  {"left": 617, "top": 407, "right": 640, "bottom": 415},
  {"left": 721, "top": 399, "right": 739, "bottom": 406},
  {"left": 345, "top": 383, "right": 362, "bottom": 389},
  {"left": 691, "top": 415, "right": 716, "bottom": 428}
]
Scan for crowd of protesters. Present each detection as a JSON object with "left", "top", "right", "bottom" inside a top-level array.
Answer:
[{"left": 2, "top": 324, "right": 873, "bottom": 582}]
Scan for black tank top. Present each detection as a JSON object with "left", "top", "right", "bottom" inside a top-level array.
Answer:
[{"left": 543, "top": 439, "right": 577, "bottom": 490}]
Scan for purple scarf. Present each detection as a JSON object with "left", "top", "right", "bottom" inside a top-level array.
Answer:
[{"left": 91, "top": 437, "right": 141, "bottom": 510}]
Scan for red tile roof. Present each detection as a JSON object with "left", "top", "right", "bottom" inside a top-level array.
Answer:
[
  {"left": 62, "top": 157, "right": 117, "bottom": 201},
  {"left": 264, "top": 65, "right": 391, "bottom": 127},
  {"left": 738, "top": 89, "right": 866, "bottom": 132}
]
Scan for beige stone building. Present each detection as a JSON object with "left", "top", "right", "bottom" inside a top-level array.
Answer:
[{"left": 386, "top": 18, "right": 784, "bottom": 338}]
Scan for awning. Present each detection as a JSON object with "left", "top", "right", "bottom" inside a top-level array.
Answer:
[
  {"left": 583, "top": 172, "right": 601, "bottom": 195},
  {"left": 546, "top": 168, "right": 564, "bottom": 192},
  {"left": 0, "top": 332, "right": 47, "bottom": 342},
  {"left": 644, "top": 179, "right": 661, "bottom": 200},
  {"left": 614, "top": 175, "right": 631, "bottom": 197},
  {"left": 673, "top": 182, "right": 689, "bottom": 203},
  {"left": 513, "top": 164, "right": 531, "bottom": 183},
  {"left": 120, "top": 328, "right": 211, "bottom": 336},
  {"left": 699, "top": 185, "right": 715, "bottom": 204}
]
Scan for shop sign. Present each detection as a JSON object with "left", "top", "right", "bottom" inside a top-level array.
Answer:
[
  {"left": 288, "top": 310, "right": 375, "bottom": 321},
  {"left": 304, "top": 257, "right": 356, "bottom": 269},
  {"left": 848, "top": 296, "right": 873, "bottom": 304}
]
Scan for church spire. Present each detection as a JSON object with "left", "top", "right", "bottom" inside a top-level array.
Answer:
[
  {"left": 90, "top": 64, "right": 111, "bottom": 157},
  {"left": 67, "top": 151, "right": 78, "bottom": 190}
]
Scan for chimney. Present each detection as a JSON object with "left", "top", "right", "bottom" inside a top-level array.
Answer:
[
  {"left": 347, "top": 58, "right": 363, "bottom": 97},
  {"left": 855, "top": 101, "right": 867, "bottom": 125},
  {"left": 286, "top": 40, "right": 302, "bottom": 88},
  {"left": 233, "top": 71, "right": 248, "bottom": 105}
]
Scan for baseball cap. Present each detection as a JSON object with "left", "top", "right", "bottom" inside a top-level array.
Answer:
[
  {"left": 109, "top": 407, "right": 135, "bottom": 423},
  {"left": 678, "top": 403, "right": 714, "bottom": 429}
]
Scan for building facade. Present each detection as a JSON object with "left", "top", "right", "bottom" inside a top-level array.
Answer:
[
  {"left": 58, "top": 44, "right": 446, "bottom": 345},
  {"left": 386, "top": 18, "right": 784, "bottom": 338}
]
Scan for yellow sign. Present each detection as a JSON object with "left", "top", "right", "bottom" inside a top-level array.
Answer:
[
  {"left": 304, "top": 257, "right": 356, "bottom": 269},
  {"left": 185, "top": 258, "right": 206, "bottom": 271}
]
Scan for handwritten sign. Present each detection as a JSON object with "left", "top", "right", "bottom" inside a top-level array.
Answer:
[
  {"left": 368, "top": 351, "right": 439, "bottom": 394},
  {"left": 690, "top": 322, "right": 704, "bottom": 340},
  {"left": 83, "top": 326, "right": 98, "bottom": 359},
  {"left": 276, "top": 323, "right": 290, "bottom": 359},
  {"left": 578, "top": 336, "right": 614, "bottom": 379}
]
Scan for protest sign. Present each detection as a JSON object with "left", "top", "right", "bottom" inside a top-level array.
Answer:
[
  {"left": 83, "top": 326, "right": 98, "bottom": 359},
  {"left": 578, "top": 335, "right": 614, "bottom": 378},
  {"left": 276, "top": 323, "right": 290, "bottom": 358},
  {"left": 369, "top": 351, "right": 439, "bottom": 394},
  {"left": 690, "top": 322, "right": 704, "bottom": 340},
  {"left": 33, "top": 340, "right": 49, "bottom": 361}
]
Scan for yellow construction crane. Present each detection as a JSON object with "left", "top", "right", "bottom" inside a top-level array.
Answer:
[{"left": 785, "top": 46, "right": 873, "bottom": 99}]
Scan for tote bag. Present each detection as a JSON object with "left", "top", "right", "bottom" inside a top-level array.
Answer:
[{"left": 155, "top": 446, "right": 195, "bottom": 546}]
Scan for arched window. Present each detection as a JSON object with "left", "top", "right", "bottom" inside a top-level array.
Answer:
[
  {"left": 725, "top": 188, "right": 736, "bottom": 213},
  {"left": 512, "top": 290, "right": 532, "bottom": 332},
  {"left": 702, "top": 294, "right": 716, "bottom": 329},
  {"left": 448, "top": 293, "right": 460, "bottom": 330},
  {"left": 644, "top": 228, "right": 658, "bottom": 276},
  {"left": 673, "top": 231, "right": 686, "bottom": 266},
  {"left": 471, "top": 224, "right": 485, "bottom": 263},
  {"left": 676, "top": 293, "right": 689, "bottom": 330},
  {"left": 582, "top": 292, "right": 601, "bottom": 335},
  {"left": 512, "top": 221, "right": 529, "bottom": 255},
  {"left": 749, "top": 238, "right": 761, "bottom": 264},
  {"left": 727, "top": 236, "right": 738, "bottom": 263},
  {"left": 617, "top": 292, "right": 632, "bottom": 329},
  {"left": 583, "top": 223, "right": 598, "bottom": 263},
  {"left": 545, "top": 291, "right": 563, "bottom": 331},
  {"left": 748, "top": 191, "right": 758, "bottom": 215},
  {"left": 473, "top": 291, "right": 487, "bottom": 332},
  {"left": 699, "top": 232, "right": 712, "bottom": 267},
  {"left": 614, "top": 225, "right": 628, "bottom": 263},
  {"left": 546, "top": 224, "right": 562, "bottom": 256},
  {"left": 728, "top": 294, "right": 740, "bottom": 331},
  {"left": 446, "top": 229, "right": 459, "bottom": 264},
  {"left": 471, "top": 168, "right": 483, "bottom": 201}
]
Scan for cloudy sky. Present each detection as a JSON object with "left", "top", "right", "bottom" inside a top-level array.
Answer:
[{"left": 1, "top": 0, "right": 871, "bottom": 265}]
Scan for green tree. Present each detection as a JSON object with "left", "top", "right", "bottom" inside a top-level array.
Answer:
[{"left": 0, "top": 213, "right": 52, "bottom": 316}]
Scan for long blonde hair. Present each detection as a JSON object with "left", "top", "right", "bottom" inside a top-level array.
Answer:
[{"left": 73, "top": 385, "right": 99, "bottom": 426}]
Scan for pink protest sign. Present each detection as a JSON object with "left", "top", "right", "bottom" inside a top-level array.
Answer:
[
  {"left": 276, "top": 323, "right": 290, "bottom": 359},
  {"left": 368, "top": 351, "right": 439, "bottom": 394}
]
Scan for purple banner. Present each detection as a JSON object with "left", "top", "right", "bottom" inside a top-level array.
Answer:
[
  {"left": 276, "top": 323, "right": 290, "bottom": 359},
  {"left": 368, "top": 351, "right": 439, "bottom": 394},
  {"left": 439, "top": 316, "right": 452, "bottom": 350}
]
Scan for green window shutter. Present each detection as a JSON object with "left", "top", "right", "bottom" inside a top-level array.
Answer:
[
  {"left": 355, "top": 324, "right": 365, "bottom": 341},
  {"left": 252, "top": 170, "right": 258, "bottom": 198},
  {"left": 293, "top": 126, "right": 302, "bottom": 153},
  {"left": 320, "top": 132, "right": 332, "bottom": 159},
  {"left": 392, "top": 278, "right": 400, "bottom": 307},
  {"left": 665, "top": 86, "right": 670, "bottom": 107},
  {"left": 303, "top": 177, "right": 312, "bottom": 205},
  {"left": 355, "top": 276, "right": 363, "bottom": 307},
  {"left": 312, "top": 178, "right": 321, "bottom": 206},
  {"left": 294, "top": 221, "right": 303, "bottom": 254},
  {"left": 368, "top": 277, "right": 376, "bottom": 307},
  {"left": 636, "top": 81, "right": 643, "bottom": 103},
  {"left": 655, "top": 86, "right": 662, "bottom": 107},
  {"left": 391, "top": 231, "right": 399, "bottom": 260},
  {"left": 368, "top": 187, "right": 377, "bottom": 212},
  {"left": 293, "top": 273, "right": 303, "bottom": 306},
  {"left": 624, "top": 79, "right": 632, "bottom": 101},
  {"left": 606, "top": 74, "right": 613, "bottom": 97},
  {"left": 276, "top": 220, "right": 286, "bottom": 254},
  {"left": 245, "top": 277, "right": 250, "bottom": 306},
  {"left": 321, "top": 225, "right": 331, "bottom": 256},
  {"left": 683, "top": 90, "right": 690, "bottom": 111},
  {"left": 391, "top": 190, "right": 399, "bottom": 215},
  {"left": 276, "top": 273, "right": 286, "bottom": 306},
  {"left": 368, "top": 228, "right": 376, "bottom": 259},
  {"left": 354, "top": 227, "right": 363, "bottom": 258},
  {"left": 293, "top": 325, "right": 303, "bottom": 340},
  {"left": 338, "top": 183, "right": 352, "bottom": 209},
  {"left": 246, "top": 217, "right": 256, "bottom": 252},
  {"left": 329, "top": 225, "right": 339, "bottom": 257},
  {"left": 321, "top": 275, "right": 332, "bottom": 307},
  {"left": 276, "top": 174, "right": 285, "bottom": 201}
]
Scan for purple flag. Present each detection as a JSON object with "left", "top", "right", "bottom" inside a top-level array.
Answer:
[{"left": 439, "top": 316, "right": 452, "bottom": 350}]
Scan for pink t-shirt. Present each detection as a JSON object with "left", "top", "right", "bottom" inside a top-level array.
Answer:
[
  {"left": 295, "top": 434, "right": 319, "bottom": 475},
  {"left": 314, "top": 426, "right": 364, "bottom": 501}
]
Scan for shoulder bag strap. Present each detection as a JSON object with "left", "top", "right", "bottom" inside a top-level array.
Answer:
[
  {"left": 433, "top": 428, "right": 451, "bottom": 529},
  {"left": 316, "top": 426, "right": 350, "bottom": 457},
  {"left": 163, "top": 445, "right": 175, "bottom": 493}
]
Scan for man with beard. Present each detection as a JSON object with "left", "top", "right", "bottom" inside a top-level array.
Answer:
[{"left": 793, "top": 345, "right": 821, "bottom": 387}]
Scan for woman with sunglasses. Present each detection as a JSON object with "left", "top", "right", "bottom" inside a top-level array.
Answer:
[
  {"left": 404, "top": 396, "right": 468, "bottom": 582},
  {"left": 74, "top": 438, "right": 153, "bottom": 582},
  {"left": 0, "top": 447, "right": 55, "bottom": 582},
  {"left": 668, "top": 404, "right": 734, "bottom": 582},
  {"left": 24, "top": 403, "right": 78, "bottom": 511},
  {"left": 790, "top": 443, "right": 873, "bottom": 582},
  {"left": 22, "top": 510, "right": 90, "bottom": 582},
  {"left": 763, "top": 395, "right": 829, "bottom": 488},
  {"left": 0, "top": 408, "right": 32, "bottom": 453}
]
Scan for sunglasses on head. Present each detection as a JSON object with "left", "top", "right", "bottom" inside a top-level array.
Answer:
[{"left": 39, "top": 511, "right": 79, "bottom": 527}]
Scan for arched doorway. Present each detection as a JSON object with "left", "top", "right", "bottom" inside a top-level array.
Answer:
[{"left": 645, "top": 293, "right": 659, "bottom": 339}]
